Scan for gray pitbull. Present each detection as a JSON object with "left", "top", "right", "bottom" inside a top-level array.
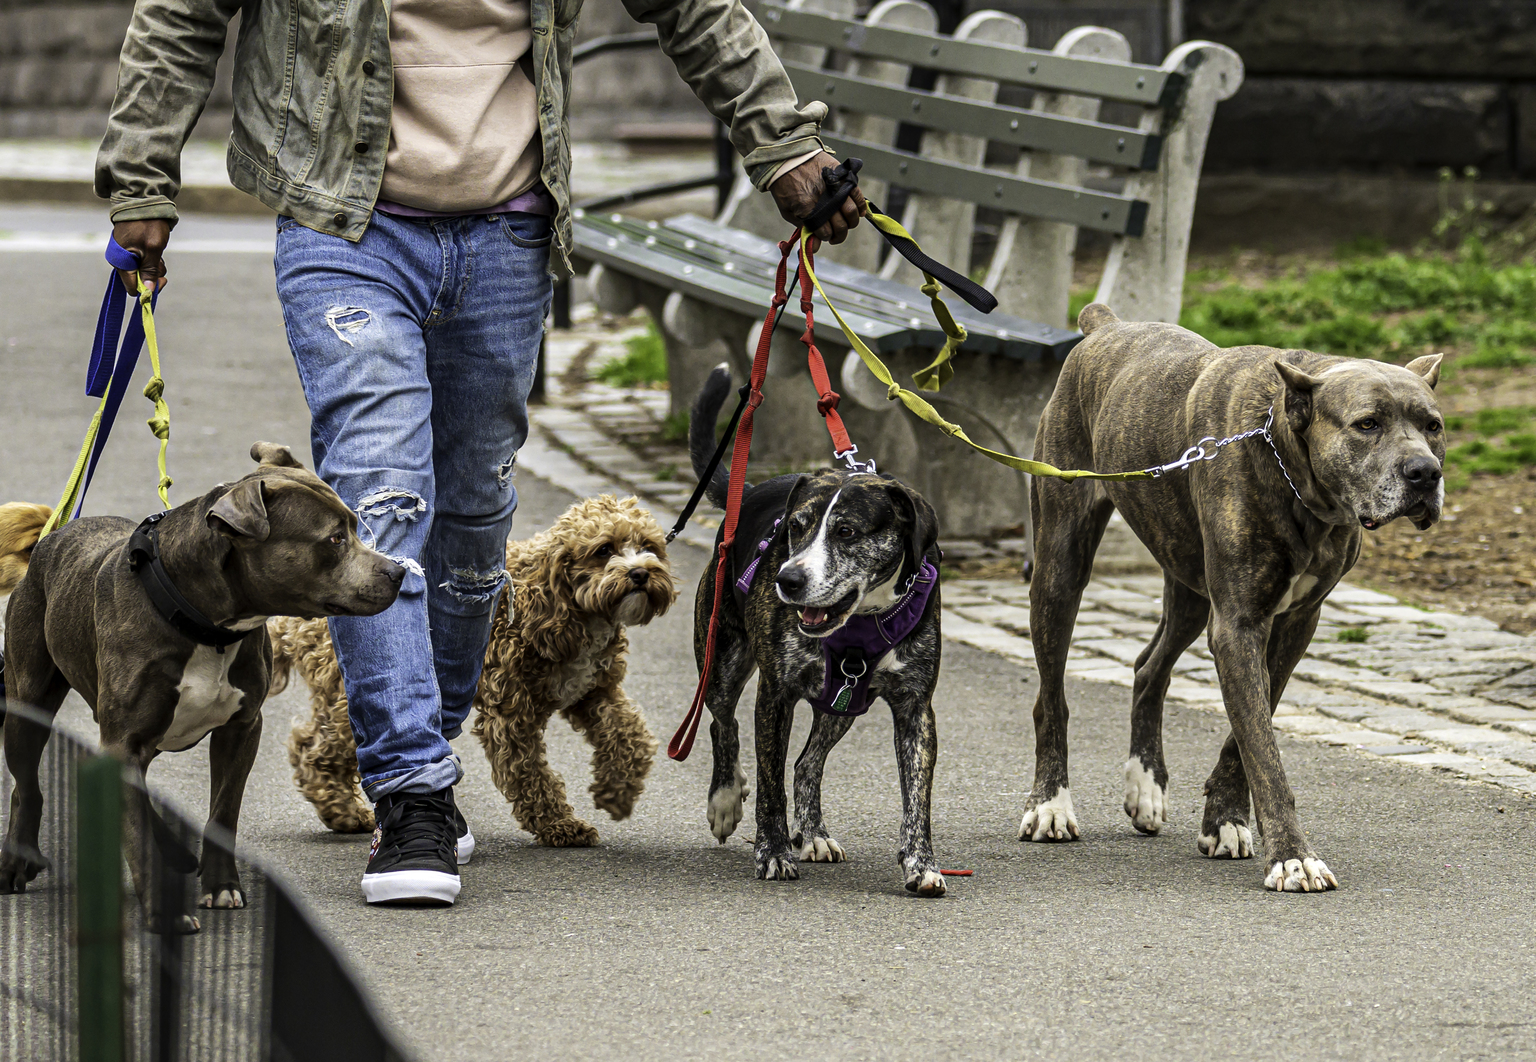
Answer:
[
  {"left": 0, "top": 442, "right": 403, "bottom": 929},
  {"left": 1022, "top": 304, "right": 1445, "bottom": 892}
]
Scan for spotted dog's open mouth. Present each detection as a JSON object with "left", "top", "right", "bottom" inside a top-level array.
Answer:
[{"left": 797, "top": 588, "right": 860, "bottom": 636}]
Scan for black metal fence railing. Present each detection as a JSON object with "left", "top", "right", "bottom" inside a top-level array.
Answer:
[{"left": 0, "top": 702, "right": 411, "bottom": 1062}]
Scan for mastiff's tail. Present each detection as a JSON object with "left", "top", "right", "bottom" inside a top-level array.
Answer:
[
  {"left": 1077, "top": 302, "right": 1121, "bottom": 335},
  {"left": 0, "top": 503, "right": 51, "bottom": 596},
  {"left": 689, "top": 364, "right": 735, "bottom": 511}
]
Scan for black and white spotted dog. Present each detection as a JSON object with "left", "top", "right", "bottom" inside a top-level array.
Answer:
[{"left": 688, "top": 366, "right": 947, "bottom": 896}]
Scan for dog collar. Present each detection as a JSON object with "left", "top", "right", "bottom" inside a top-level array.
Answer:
[
  {"left": 809, "top": 558, "right": 939, "bottom": 717},
  {"left": 127, "top": 511, "right": 252, "bottom": 653}
]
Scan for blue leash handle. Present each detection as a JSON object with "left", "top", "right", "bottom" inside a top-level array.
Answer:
[{"left": 76, "top": 236, "right": 160, "bottom": 518}]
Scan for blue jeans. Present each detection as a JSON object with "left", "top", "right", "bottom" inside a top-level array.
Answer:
[{"left": 274, "top": 209, "right": 552, "bottom": 800}]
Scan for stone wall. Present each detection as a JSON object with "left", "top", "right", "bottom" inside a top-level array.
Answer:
[{"left": 1188, "top": 0, "right": 1536, "bottom": 177}]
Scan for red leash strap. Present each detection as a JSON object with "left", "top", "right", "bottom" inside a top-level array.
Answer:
[
  {"left": 669, "top": 233, "right": 801, "bottom": 761},
  {"left": 796, "top": 238, "right": 854, "bottom": 457}
]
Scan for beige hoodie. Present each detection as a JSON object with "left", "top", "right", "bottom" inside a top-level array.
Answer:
[{"left": 379, "top": 0, "right": 542, "bottom": 212}]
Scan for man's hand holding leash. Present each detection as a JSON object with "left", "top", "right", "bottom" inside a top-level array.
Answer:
[
  {"left": 770, "top": 150, "right": 866, "bottom": 244},
  {"left": 112, "top": 218, "right": 171, "bottom": 294}
]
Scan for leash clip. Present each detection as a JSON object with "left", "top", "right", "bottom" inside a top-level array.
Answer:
[{"left": 836, "top": 446, "right": 877, "bottom": 475}]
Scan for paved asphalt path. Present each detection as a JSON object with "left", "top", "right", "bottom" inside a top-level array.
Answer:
[{"left": 4, "top": 210, "right": 1536, "bottom": 1061}]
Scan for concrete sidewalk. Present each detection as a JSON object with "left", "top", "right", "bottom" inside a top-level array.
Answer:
[{"left": 3, "top": 216, "right": 1535, "bottom": 1062}]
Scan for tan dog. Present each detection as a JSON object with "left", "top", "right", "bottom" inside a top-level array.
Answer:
[
  {"left": 0, "top": 503, "right": 51, "bottom": 596},
  {"left": 273, "top": 495, "right": 678, "bottom": 846}
]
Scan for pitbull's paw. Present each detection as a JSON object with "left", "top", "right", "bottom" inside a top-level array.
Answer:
[
  {"left": 147, "top": 912, "right": 201, "bottom": 935},
  {"left": 1198, "top": 823, "right": 1253, "bottom": 859},
  {"left": 591, "top": 778, "right": 642, "bottom": 821},
  {"left": 754, "top": 842, "right": 799, "bottom": 881},
  {"left": 318, "top": 799, "right": 374, "bottom": 834},
  {"left": 1122, "top": 759, "right": 1166, "bottom": 835},
  {"left": 0, "top": 845, "right": 50, "bottom": 893},
  {"left": 1264, "top": 856, "right": 1338, "bottom": 893},
  {"left": 902, "top": 860, "right": 947, "bottom": 898},
  {"left": 537, "top": 818, "right": 600, "bottom": 847},
  {"left": 1018, "top": 788, "right": 1079, "bottom": 842},
  {"left": 798, "top": 834, "right": 847, "bottom": 863},
  {"left": 199, "top": 888, "right": 246, "bottom": 910},
  {"left": 707, "top": 765, "right": 749, "bottom": 843}
]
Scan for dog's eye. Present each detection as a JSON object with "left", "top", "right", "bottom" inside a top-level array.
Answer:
[
  {"left": 328, "top": 533, "right": 345, "bottom": 546},
  {"left": 836, "top": 525, "right": 856, "bottom": 539},
  {"left": 1426, "top": 419, "right": 1442, "bottom": 433},
  {"left": 1354, "top": 417, "right": 1379, "bottom": 432},
  {"left": 594, "top": 544, "right": 613, "bottom": 560}
]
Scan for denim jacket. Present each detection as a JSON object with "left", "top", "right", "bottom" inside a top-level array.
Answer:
[{"left": 95, "top": 0, "right": 826, "bottom": 277}]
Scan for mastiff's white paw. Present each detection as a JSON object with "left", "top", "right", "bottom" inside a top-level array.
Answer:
[
  {"left": 198, "top": 888, "right": 245, "bottom": 910},
  {"left": 1198, "top": 823, "right": 1253, "bottom": 859},
  {"left": 1264, "top": 857, "right": 1338, "bottom": 893},
  {"left": 1018, "top": 788, "right": 1079, "bottom": 842},
  {"left": 707, "top": 765, "right": 749, "bottom": 843},
  {"left": 1122, "top": 759, "right": 1166, "bottom": 835},
  {"left": 800, "top": 836, "right": 846, "bottom": 862}
]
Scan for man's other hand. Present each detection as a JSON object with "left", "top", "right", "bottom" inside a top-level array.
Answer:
[
  {"left": 112, "top": 219, "right": 171, "bottom": 294},
  {"left": 770, "top": 150, "right": 866, "bottom": 244}
]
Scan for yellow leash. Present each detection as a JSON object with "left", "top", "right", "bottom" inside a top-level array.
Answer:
[
  {"left": 41, "top": 276, "right": 173, "bottom": 537},
  {"left": 800, "top": 210, "right": 1154, "bottom": 482}
]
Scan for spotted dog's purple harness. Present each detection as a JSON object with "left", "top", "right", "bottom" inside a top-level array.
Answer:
[{"left": 736, "top": 518, "right": 940, "bottom": 717}]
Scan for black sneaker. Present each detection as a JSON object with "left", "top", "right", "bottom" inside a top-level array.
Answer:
[
  {"left": 360, "top": 788, "right": 462, "bottom": 905},
  {"left": 453, "top": 806, "right": 475, "bottom": 866}
]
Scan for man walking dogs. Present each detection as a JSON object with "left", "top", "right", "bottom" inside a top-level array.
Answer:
[{"left": 97, "top": 0, "right": 862, "bottom": 907}]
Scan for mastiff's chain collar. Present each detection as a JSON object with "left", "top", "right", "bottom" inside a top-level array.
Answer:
[{"left": 1146, "top": 405, "right": 1304, "bottom": 502}]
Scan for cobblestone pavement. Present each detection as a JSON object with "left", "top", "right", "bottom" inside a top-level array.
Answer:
[{"left": 527, "top": 307, "right": 1536, "bottom": 798}]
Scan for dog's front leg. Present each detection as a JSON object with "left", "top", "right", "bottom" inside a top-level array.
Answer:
[
  {"left": 703, "top": 639, "right": 754, "bottom": 843},
  {"left": 792, "top": 711, "right": 854, "bottom": 862},
  {"left": 562, "top": 687, "right": 656, "bottom": 821},
  {"left": 1208, "top": 610, "right": 1337, "bottom": 893},
  {"left": 889, "top": 687, "right": 944, "bottom": 897},
  {"left": 201, "top": 708, "right": 262, "bottom": 909},
  {"left": 751, "top": 677, "right": 799, "bottom": 881},
  {"left": 478, "top": 703, "right": 597, "bottom": 847}
]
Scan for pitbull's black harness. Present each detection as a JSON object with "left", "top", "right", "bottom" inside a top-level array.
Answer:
[{"left": 127, "top": 512, "right": 251, "bottom": 653}]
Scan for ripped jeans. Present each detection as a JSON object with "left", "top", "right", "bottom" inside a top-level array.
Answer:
[{"left": 275, "top": 209, "right": 552, "bottom": 800}]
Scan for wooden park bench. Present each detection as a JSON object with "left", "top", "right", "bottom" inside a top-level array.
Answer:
[{"left": 570, "top": 0, "right": 1243, "bottom": 535}]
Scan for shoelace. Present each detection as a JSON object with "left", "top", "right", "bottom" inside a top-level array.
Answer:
[{"left": 377, "top": 794, "right": 456, "bottom": 865}]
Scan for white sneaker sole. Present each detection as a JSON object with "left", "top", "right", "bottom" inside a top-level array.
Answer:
[
  {"left": 457, "top": 827, "right": 475, "bottom": 866},
  {"left": 361, "top": 869, "right": 461, "bottom": 906}
]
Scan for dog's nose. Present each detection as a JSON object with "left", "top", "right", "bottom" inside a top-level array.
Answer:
[
  {"left": 379, "top": 558, "right": 406, "bottom": 586},
  {"left": 1402, "top": 455, "right": 1442, "bottom": 488},
  {"left": 628, "top": 568, "right": 649, "bottom": 586},
  {"left": 776, "top": 566, "right": 807, "bottom": 596}
]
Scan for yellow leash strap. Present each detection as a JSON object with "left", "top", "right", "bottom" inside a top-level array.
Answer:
[
  {"left": 40, "top": 277, "right": 173, "bottom": 538},
  {"left": 799, "top": 222, "right": 1154, "bottom": 482}
]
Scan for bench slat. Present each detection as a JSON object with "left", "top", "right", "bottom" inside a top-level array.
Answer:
[
  {"left": 823, "top": 133, "right": 1148, "bottom": 235},
  {"left": 759, "top": 3, "right": 1180, "bottom": 106},
  {"left": 574, "top": 212, "right": 1082, "bottom": 361},
  {"left": 785, "top": 62, "right": 1162, "bottom": 169}
]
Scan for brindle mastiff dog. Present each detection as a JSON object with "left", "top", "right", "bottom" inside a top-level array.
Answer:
[
  {"left": 1022, "top": 304, "right": 1445, "bottom": 892},
  {"left": 0, "top": 443, "right": 403, "bottom": 930}
]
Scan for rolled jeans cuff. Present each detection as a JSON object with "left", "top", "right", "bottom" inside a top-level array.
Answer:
[{"left": 365, "top": 753, "right": 464, "bottom": 803}]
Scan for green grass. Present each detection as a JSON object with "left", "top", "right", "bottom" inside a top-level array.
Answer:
[
  {"left": 1336, "top": 627, "right": 1370, "bottom": 643},
  {"left": 595, "top": 322, "right": 668, "bottom": 387}
]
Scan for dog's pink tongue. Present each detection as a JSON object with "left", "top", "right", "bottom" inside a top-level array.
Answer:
[{"left": 801, "top": 607, "right": 828, "bottom": 626}]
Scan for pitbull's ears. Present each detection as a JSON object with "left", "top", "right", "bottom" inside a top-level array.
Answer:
[
  {"left": 1405, "top": 353, "right": 1443, "bottom": 390},
  {"left": 250, "top": 441, "right": 305, "bottom": 469},
  {"left": 888, "top": 483, "right": 939, "bottom": 582},
  {"left": 207, "top": 481, "right": 271, "bottom": 541},
  {"left": 1274, "top": 360, "right": 1319, "bottom": 432}
]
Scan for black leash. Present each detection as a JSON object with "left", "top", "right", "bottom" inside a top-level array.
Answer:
[{"left": 666, "top": 266, "right": 801, "bottom": 543}]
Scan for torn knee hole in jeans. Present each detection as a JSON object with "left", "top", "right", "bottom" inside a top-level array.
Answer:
[
  {"left": 325, "top": 306, "right": 371, "bottom": 346},
  {"left": 441, "top": 566, "right": 507, "bottom": 604},
  {"left": 354, "top": 489, "right": 428, "bottom": 573}
]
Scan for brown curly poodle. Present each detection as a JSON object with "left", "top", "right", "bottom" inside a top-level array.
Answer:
[{"left": 271, "top": 495, "right": 677, "bottom": 847}]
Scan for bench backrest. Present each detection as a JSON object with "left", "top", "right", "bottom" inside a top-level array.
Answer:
[{"left": 719, "top": 0, "right": 1243, "bottom": 330}]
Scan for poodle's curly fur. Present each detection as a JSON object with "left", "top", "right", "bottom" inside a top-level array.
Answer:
[{"left": 273, "top": 495, "right": 677, "bottom": 846}]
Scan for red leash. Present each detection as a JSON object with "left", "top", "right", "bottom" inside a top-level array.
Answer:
[{"left": 668, "top": 233, "right": 854, "bottom": 761}]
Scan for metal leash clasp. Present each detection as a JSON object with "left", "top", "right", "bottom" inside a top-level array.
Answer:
[
  {"left": 836, "top": 446, "right": 877, "bottom": 475},
  {"left": 1149, "top": 437, "right": 1219, "bottom": 477}
]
